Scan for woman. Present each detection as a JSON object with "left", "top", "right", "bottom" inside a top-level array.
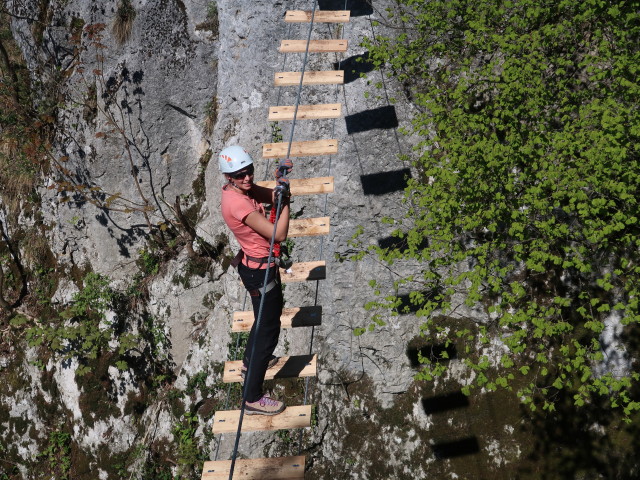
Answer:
[{"left": 219, "top": 145, "right": 292, "bottom": 415}]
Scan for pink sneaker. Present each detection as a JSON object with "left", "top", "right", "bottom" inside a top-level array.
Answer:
[{"left": 245, "top": 395, "right": 285, "bottom": 416}]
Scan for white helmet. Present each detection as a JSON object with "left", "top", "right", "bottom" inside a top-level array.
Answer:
[{"left": 218, "top": 145, "right": 254, "bottom": 173}]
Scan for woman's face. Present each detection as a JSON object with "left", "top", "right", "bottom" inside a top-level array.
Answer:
[{"left": 226, "top": 164, "right": 255, "bottom": 193}]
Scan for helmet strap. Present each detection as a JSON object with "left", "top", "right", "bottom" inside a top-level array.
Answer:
[{"left": 228, "top": 179, "right": 248, "bottom": 195}]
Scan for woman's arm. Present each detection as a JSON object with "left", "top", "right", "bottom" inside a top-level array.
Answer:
[{"left": 243, "top": 201, "right": 290, "bottom": 242}]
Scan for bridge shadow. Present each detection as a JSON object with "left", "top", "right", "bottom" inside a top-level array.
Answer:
[
  {"left": 290, "top": 306, "right": 322, "bottom": 327},
  {"left": 345, "top": 105, "right": 399, "bottom": 134},
  {"left": 394, "top": 291, "right": 438, "bottom": 315},
  {"left": 432, "top": 437, "right": 480, "bottom": 459},
  {"left": 377, "top": 234, "right": 428, "bottom": 252},
  {"left": 335, "top": 52, "right": 374, "bottom": 83},
  {"left": 274, "top": 354, "right": 316, "bottom": 379},
  {"left": 305, "top": 264, "right": 326, "bottom": 281},
  {"left": 418, "top": 385, "right": 479, "bottom": 463},
  {"left": 319, "top": 0, "right": 373, "bottom": 16},
  {"left": 407, "top": 341, "right": 457, "bottom": 368},
  {"left": 360, "top": 167, "right": 411, "bottom": 196},
  {"left": 422, "top": 391, "right": 470, "bottom": 414}
]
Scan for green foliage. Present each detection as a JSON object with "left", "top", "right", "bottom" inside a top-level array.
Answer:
[
  {"left": 276, "top": 428, "right": 294, "bottom": 445},
  {"left": 32, "top": 265, "right": 56, "bottom": 306},
  {"left": 172, "top": 256, "right": 210, "bottom": 289},
  {"left": 185, "top": 371, "right": 209, "bottom": 396},
  {"left": 0, "top": 13, "right": 52, "bottom": 195},
  {"left": 271, "top": 121, "right": 284, "bottom": 146},
  {"left": 26, "top": 272, "right": 139, "bottom": 375},
  {"left": 172, "top": 412, "right": 206, "bottom": 478},
  {"left": 224, "top": 332, "right": 249, "bottom": 403},
  {"left": 140, "top": 314, "right": 173, "bottom": 388},
  {"left": 206, "top": 2, "right": 218, "bottom": 19},
  {"left": 38, "top": 430, "right": 71, "bottom": 480},
  {"left": 229, "top": 332, "right": 249, "bottom": 362},
  {"left": 116, "top": 0, "right": 136, "bottom": 20},
  {"left": 140, "top": 464, "right": 175, "bottom": 480},
  {"left": 203, "top": 99, "right": 217, "bottom": 136},
  {"left": 137, "top": 247, "right": 160, "bottom": 276},
  {"left": 360, "top": 0, "right": 640, "bottom": 416}
]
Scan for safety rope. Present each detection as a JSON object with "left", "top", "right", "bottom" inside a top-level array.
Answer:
[{"left": 226, "top": 2, "right": 319, "bottom": 478}]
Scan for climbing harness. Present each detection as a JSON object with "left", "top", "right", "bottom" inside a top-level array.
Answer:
[{"left": 230, "top": 249, "right": 287, "bottom": 269}]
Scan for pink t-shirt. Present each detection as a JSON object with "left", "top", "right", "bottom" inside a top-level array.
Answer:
[{"left": 221, "top": 185, "right": 271, "bottom": 268}]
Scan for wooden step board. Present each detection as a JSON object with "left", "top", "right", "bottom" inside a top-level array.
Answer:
[
  {"left": 256, "top": 177, "right": 334, "bottom": 196},
  {"left": 263, "top": 139, "right": 338, "bottom": 158},
  {"left": 281, "top": 261, "right": 326, "bottom": 282},
  {"left": 275, "top": 71, "right": 344, "bottom": 86},
  {"left": 202, "top": 456, "right": 306, "bottom": 480},
  {"left": 269, "top": 103, "right": 342, "bottom": 121},
  {"left": 285, "top": 10, "right": 351, "bottom": 23},
  {"left": 280, "top": 39, "right": 348, "bottom": 53},
  {"left": 289, "top": 216, "right": 330, "bottom": 237},
  {"left": 212, "top": 405, "right": 312, "bottom": 434},
  {"left": 232, "top": 306, "right": 322, "bottom": 332},
  {"left": 223, "top": 354, "right": 317, "bottom": 384}
]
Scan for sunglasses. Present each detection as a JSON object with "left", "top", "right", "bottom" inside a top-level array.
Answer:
[{"left": 229, "top": 165, "right": 254, "bottom": 179}]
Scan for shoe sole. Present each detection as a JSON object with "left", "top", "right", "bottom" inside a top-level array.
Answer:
[{"left": 245, "top": 407, "right": 285, "bottom": 416}]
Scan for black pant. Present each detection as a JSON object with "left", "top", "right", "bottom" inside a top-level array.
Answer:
[{"left": 237, "top": 263, "right": 282, "bottom": 402}]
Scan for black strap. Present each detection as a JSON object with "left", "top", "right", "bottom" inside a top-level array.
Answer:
[
  {"left": 247, "top": 278, "right": 278, "bottom": 297},
  {"left": 232, "top": 249, "right": 279, "bottom": 268},
  {"left": 244, "top": 253, "right": 273, "bottom": 266}
]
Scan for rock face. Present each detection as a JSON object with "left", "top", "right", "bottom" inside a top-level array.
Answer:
[{"left": 0, "top": 1, "right": 533, "bottom": 479}]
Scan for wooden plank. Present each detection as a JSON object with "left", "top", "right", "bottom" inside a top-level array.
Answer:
[
  {"left": 202, "top": 456, "right": 306, "bottom": 480},
  {"left": 263, "top": 139, "right": 338, "bottom": 158},
  {"left": 275, "top": 70, "right": 344, "bottom": 86},
  {"left": 256, "top": 177, "right": 334, "bottom": 196},
  {"left": 223, "top": 354, "right": 317, "bottom": 383},
  {"left": 280, "top": 261, "right": 326, "bottom": 283},
  {"left": 285, "top": 10, "right": 351, "bottom": 23},
  {"left": 268, "top": 103, "right": 342, "bottom": 121},
  {"left": 212, "top": 405, "right": 312, "bottom": 434},
  {"left": 280, "top": 39, "right": 348, "bottom": 53},
  {"left": 232, "top": 306, "right": 322, "bottom": 332},
  {"left": 289, "top": 216, "right": 330, "bottom": 237}
]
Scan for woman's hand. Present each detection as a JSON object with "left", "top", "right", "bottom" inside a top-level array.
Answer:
[
  {"left": 272, "top": 177, "right": 290, "bottom": 204},
  {"left": 275, "top": 158, "right": 293, "bottom": 179}
]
